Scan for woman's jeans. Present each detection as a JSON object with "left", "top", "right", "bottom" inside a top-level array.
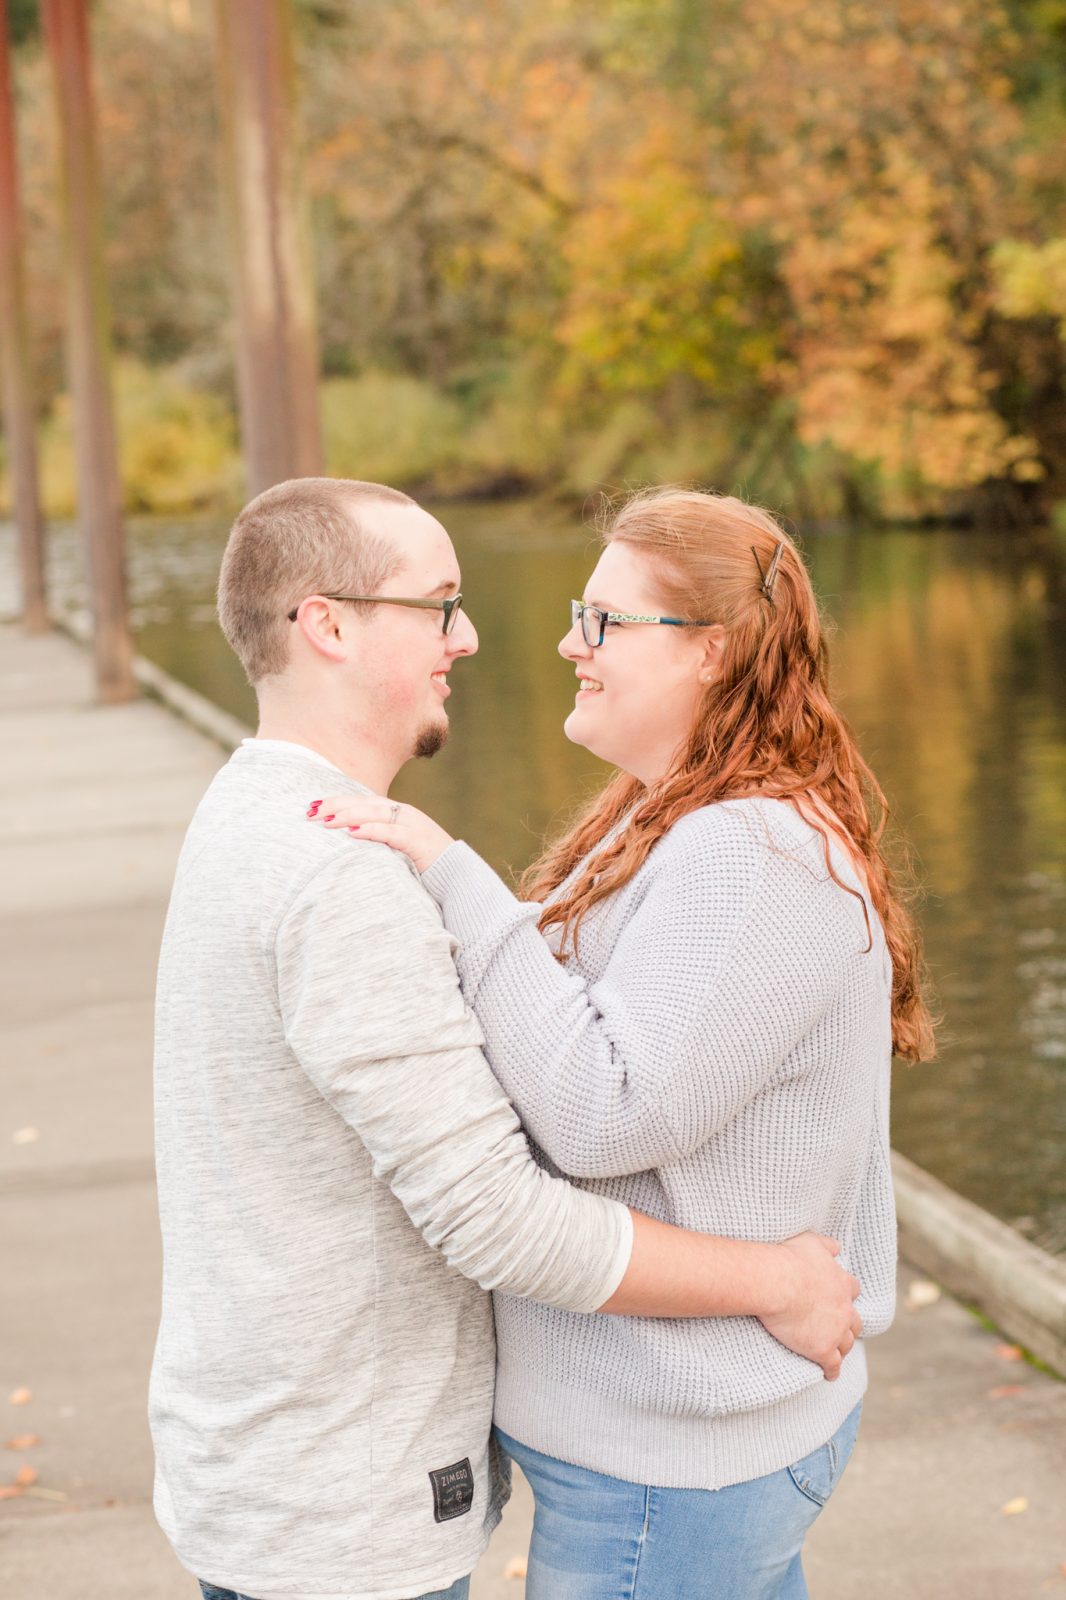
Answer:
[
  {"left": 199, "top": 1580, "right": 468, "bottom": 1600},
  {"left": 497, "top": 1402, "right": 862, "bottom": 1600}
]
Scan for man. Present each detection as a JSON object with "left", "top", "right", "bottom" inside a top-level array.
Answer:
[{"left": 151, "top": 477, "right": 861, "bottom": 1600}]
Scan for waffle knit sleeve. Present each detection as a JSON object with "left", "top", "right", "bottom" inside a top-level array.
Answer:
[{"left": 420, "top": 812, "right": 847, "bottom": 1180}]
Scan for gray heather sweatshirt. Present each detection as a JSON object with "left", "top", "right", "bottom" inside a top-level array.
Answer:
[
  {"left": 421, "top": 796, "right": 897, "bottom": 1490},
  {"left": 149, "top": 741, "right": 632, "bottom": 1600}
]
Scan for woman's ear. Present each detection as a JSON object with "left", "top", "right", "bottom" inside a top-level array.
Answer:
[{"left": 697, "top": 625, "right": 727, "bottom": 685}]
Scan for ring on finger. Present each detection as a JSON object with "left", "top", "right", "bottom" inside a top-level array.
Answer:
[{"left": 388, "top": 802, "right": 400, "bottom": 825}]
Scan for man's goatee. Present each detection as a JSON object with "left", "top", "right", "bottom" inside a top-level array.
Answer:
[{"left": 414, "top": 722, "right": 449, "bottom": 759}]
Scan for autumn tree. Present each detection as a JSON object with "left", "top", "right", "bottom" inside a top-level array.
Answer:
[{"left": 6, "top": 0, "right": 1066, "bottom": 518}]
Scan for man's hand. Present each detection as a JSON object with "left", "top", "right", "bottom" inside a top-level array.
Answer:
[{"left": 758, "top": 1233, "right": 862, "bottom": 1380}]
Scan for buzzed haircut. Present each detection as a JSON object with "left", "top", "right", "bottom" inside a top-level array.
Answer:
[{"left": 218, "top": 477, "right": 415, "bottom": 684}]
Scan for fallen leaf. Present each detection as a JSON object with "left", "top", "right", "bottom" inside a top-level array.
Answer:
[
  {"left": 7, "top": 1388, "right": 31, "bottom": 1406},
  {"left": 4, "top": 1434, "right": 39, "bottom": 1450},
  {"left": 14, "top": 1465, "right": 37, "bottom": 1488},
  {"left": 994, "top": 1344, "right": 1024, "bottom": 1363},
  {"left": 1001, "top": 1496, "right": 1029, "bottom": 1516},
  {"left": 11, "top": 1127, "right": 40, "bottom": 1145},
  {"left": 987, "top": 1385, "right": 1025, "bottom": 1400},
  {"left": 905, "top": 1279, "right": 941, "bottom": 1310},
  {"left": 503, "top": 1556, "right": 528, "bottom": 1580}
]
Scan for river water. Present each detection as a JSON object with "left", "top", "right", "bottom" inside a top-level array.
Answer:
[{"left": 3, "top": 503, "right": 1064, "bottom": 1253}]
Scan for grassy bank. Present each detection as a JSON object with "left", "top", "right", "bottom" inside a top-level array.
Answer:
[{"left": 2, "top": 361, "right": 1061, "bottom": 529}]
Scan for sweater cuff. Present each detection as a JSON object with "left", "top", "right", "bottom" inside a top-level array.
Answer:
[
  {"left": 585, "top": 1202, "right": 634, "bottom": 1312},
  {"left": 420, "top": 839, "right": 530, "bottom": 946}
]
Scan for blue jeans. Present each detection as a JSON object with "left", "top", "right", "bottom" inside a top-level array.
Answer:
[
  {"left": 199, "top": 1580, "right": 468, "bottom": 1600},
  {"left": 497, "top": 1402, "right": 862, "bottom": 1600}
]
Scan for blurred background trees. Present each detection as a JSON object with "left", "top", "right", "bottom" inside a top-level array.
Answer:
[{"left": 4, "top": 0, "right": 1066, "bottom": 523}]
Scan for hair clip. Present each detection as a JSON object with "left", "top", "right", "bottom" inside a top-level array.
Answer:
[{"left": 751, "top": 541, "right": 785, "bottom": 606}]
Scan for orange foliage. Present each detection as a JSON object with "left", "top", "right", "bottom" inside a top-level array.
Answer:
[{"left": 9, "top": 0, "right": 1064, "bottom": 512}]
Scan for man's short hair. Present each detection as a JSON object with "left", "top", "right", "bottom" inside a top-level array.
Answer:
[{"left": 218, "top": 477, "right": 415, "bottom": 684}]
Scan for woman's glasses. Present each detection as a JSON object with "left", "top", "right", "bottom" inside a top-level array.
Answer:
[{"left": 570, "top": 599, "right": 710, "bottom": 649}]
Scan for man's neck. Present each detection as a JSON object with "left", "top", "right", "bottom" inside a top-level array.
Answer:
[{"left": 255, "top": 703, "right": 398, "bottom": 795}]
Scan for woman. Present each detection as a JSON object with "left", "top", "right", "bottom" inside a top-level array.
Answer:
[{"left": 316, "top": 489, "right": 935, "bottom": 1599}]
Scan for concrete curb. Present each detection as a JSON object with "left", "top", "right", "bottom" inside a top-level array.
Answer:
[
  {"left": 892, "top": 1150, "right": 1066, "bottom": 1376},
  {"left": 55, "top": 609, "right": 251, "bottom": 750}
]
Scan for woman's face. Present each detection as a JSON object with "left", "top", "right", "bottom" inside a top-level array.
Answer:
[{"left": 559, "top": 541, "right": 715, "bottom": 785}]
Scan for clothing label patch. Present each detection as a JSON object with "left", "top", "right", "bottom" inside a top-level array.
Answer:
[{"left": 429, "top": 1457, "right": 474, "bottom": 1523}]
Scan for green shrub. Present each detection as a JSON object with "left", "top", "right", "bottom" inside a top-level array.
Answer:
[
  {"left": 116, "top": 360, "right": 240, "bottom": 512},
  {"left": 322, "top": 371, "right": 465, "bottom": 489},
  {"left": 4, "top": 359, "right": 240, "bottom": 518}
]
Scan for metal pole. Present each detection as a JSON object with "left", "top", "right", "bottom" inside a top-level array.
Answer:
[
  {"left": 41, "top": 0, "right": 134, "bottom": 703},
  {"left": 0, "top": 0, "right": 47, "bottom": 632},
  {"left": 214, "top": 0, "right": 323, "bottom": 498}
]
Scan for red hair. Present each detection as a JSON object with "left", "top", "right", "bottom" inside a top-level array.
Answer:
[{"left": 522, "top": 488, "right": 936, "bottom": 1063}]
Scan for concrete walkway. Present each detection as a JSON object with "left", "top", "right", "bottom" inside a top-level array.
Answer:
[{"left": 1, "top": 623, "right": 1064, "bottom": 1600}]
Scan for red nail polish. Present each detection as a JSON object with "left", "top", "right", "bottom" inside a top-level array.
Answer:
[
  {"left": 324, "top": 814, "right": 335, "bottom": 822},
  {"left": 348, "top": 825, "right": 360, "bottom": 832}
]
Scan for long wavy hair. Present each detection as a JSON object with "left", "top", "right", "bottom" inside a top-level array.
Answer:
[{"left": 521, "top": 488, "right": 936, "bottom": 1063}]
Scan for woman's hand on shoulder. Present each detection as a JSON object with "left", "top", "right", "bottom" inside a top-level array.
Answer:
[{"left": 306, "top": 795, "right": 454, "bottom": 874}]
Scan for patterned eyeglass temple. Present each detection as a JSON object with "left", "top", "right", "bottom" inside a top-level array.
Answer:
[{"left": 570, "top": 599, "right": 712, "bottom": 647}]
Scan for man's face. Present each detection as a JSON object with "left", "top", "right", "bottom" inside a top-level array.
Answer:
[{"left": 345, "top": 502, "right": 478, "bottom": 767}]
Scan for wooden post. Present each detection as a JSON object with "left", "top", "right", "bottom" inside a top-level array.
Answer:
[
  {"left": 214, "top": 0, "right": 323, "bottom": 498},
  {"left": 0, "top": 0, "right": 47, "bottom": 632},
  {"left": 41, "top": 0, "right": 134, "bottom": 703}
]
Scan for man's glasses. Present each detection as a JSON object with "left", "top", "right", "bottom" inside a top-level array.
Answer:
[
  {"left": 570, "top": 599, "right": 711, "bottom": 648},
  {"left": 287, "top": 593, "right": 464, "bottom": 635}
]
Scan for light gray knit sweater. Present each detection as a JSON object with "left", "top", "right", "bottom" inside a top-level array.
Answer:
[
  {"left": 150, "top": 742, "right": 632, "bottom": 1600},
  {"left": 421, "top": 796, "right": 896, "bottom": 1489}
]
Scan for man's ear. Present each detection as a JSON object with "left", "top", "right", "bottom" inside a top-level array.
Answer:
[
  {"left": 697, "top": 624, "right": 727, "bottom": 686},
  {"left": 291, "top": 597, "right": 348, "bottom": 663}
]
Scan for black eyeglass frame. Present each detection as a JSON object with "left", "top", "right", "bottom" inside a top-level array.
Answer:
[
  {"left": 570, "top": 598, "right": 711, "bottom": 648},
  {"left": 287, "top": 592, "right": 464, "bottom": 635}
]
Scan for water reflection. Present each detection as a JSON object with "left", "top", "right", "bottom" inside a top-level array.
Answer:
[
  {"left": 810, "top": 530, "right": 1066, "bottom": 1253},
  {"left": 2, "top": 506, "right": 1063, "bottom": 1251}
]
